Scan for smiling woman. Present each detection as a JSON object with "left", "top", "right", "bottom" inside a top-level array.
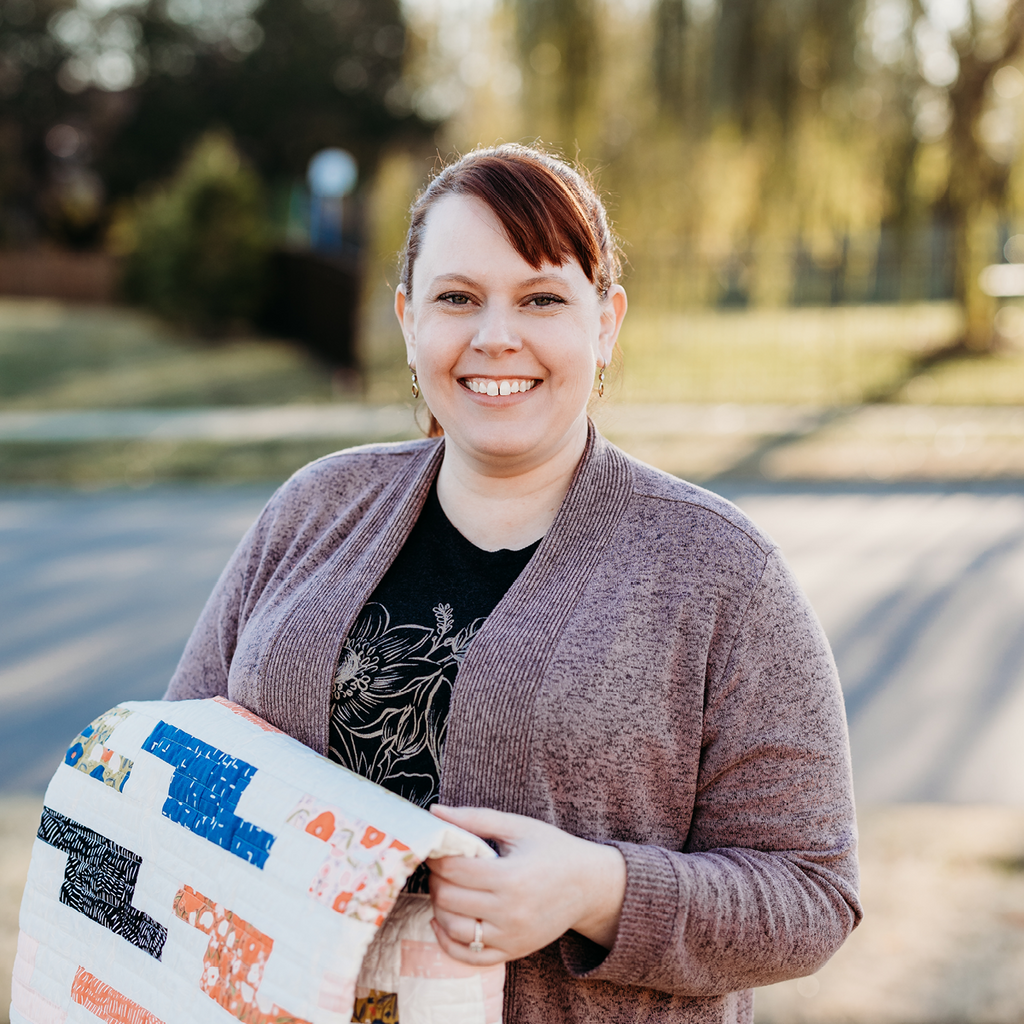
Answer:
[{"left": 165, "top": 144, "right": 861, "bottom": 1024}]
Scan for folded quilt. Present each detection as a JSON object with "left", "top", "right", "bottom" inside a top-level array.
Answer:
[{"left": 12, "top": 697, "right": 502, "bottom": 1024}]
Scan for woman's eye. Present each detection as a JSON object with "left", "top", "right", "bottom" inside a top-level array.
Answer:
[
  {"left": 527, "top": 294, "right": 565, "bottom": 307},
  {"left": 438, "top": 292, "right": 472, "bottom": 305}
]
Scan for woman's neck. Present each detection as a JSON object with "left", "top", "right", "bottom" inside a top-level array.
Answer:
[{"left": 435, "top": 426, "right": 589, "bottom": 552}]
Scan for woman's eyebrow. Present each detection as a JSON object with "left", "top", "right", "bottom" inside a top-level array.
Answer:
[
  {"left": 429, "top": 272, "right": 571, "bottom": 289},
  {"left": 430, "top": 274, "right": 481, "bottom": 288}
]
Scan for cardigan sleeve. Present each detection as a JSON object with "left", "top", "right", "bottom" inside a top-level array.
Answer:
[{"left": 561, "top": 547, "right": 861, "bottom": 995}]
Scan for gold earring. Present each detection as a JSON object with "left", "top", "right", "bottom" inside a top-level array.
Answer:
[
  {"left": 410, "top": 370, "right": 419, "bottom": 399},
  {"left": 598, "top": 365, "right": 606, "bottom": 398}
]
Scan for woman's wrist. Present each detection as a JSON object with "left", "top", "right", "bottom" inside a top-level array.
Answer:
[{"left": 570, "top": 840, "right": 627, "bottom": 949}]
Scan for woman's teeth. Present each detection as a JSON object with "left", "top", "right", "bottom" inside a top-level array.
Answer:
[{"left": 465, "top": 379, "right": 537, "bottom": 396}]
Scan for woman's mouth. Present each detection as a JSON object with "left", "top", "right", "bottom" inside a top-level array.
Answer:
[{"left": 460, "top": 377, "right": 539, "bottom": 396}]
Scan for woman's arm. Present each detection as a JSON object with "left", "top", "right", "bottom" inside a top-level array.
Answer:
[{"left": 567, "top": 548, "right": 861, "bottom": 994}]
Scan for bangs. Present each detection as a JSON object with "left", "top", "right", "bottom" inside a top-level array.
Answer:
[{"left": 452, "top": 156, "right": 601, "bottom": 284}]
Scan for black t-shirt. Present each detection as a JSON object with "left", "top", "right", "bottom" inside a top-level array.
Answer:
[{"left": 328, "top": 483, "right": 540, "bottom": 809}]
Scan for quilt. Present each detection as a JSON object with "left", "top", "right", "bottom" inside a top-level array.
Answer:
[{"left": 12, "top": 697, "right": 503, "bottom": 1024}]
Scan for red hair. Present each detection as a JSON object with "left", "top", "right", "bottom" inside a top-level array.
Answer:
[{"left": 400, "top": 144, "right": 620, "bottom": 300}]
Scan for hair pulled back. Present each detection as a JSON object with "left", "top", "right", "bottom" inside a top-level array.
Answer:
[{"left": 400, "top": 144, "right": 621, "bottom": 299}]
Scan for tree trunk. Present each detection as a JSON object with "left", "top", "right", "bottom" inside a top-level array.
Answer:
[
  {"left": 951, "top": 200, "right": 998, "bottom": 351},
  {"left": 945, "top": 0, "right": 1024, "bottom": 352},
  {"left": 947, "top": 52, "right": 997, "bottom": 351}
]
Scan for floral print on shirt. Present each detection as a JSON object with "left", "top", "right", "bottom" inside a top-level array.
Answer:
[{"left": 329, "top": 601, "right": 485, "bottom": 808}]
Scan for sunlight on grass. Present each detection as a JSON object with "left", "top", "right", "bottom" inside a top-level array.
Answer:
[
  {"left": 897, "top": 347, "right": 1024, "bottom": 405},
  {"left": 0, "top": 438, "right": 374, "bottom": 487},
  {"left": 0, "top": 300, "right": 333, "bottom": 410},
  {"left": 616, "top": 303, "right": 963, "bottom": 405}
]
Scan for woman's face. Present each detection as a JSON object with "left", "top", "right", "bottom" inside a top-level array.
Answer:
[{"left": 396, "top": 195, "right": 627, "bottom": 475}]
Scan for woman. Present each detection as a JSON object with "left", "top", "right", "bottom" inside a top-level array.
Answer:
[{"left": 166, "top": 143, "right": 861, "bottom": 1023}]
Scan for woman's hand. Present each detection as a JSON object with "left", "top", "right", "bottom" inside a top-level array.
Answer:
[{"left": 426, "top": 804, "right": 627, "bottom": 966}]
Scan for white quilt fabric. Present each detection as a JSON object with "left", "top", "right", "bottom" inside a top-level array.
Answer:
[{"left": 12, "top": 697, "right": 503, "bottom": 1024}]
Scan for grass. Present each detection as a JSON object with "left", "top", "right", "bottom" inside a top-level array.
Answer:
[
  {"left": 0, "top": 299, "right": 334, "bottom": 410},
  {"left": 0, "top": 437, "right": 382, "bottom": 488},
  {"left": 615, "top": 303, "right": 966, "bottom": 405},
  {"left": 895, "top": 347, "right": 1024, "bottom": 405}
]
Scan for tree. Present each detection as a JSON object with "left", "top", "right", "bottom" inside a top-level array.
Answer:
[
  {"left": 0, "top": 0, "right": 431, "bottom": 247},
  {"left": 943, "top": 0, "right": 1024, "bottom": 350},
  {"left": 635, "top": 0, "right": 873, "bottom": 305},
  {"left": 510, "top": 0, "right": 598, "bottom": 146}
]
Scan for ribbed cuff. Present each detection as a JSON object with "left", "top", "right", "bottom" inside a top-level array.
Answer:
[{"left": 560, "top": 841, "right": 681, "bottom": 986}]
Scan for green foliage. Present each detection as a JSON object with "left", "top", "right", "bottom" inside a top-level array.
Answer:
[
  {"left": 118, "top": 133, "right": 271, "bottom": 332},
  {"left": 513, "top": 0, "right": 597, "bottom": 140},
  {"left": 0, "top": 0, "right": 429, "bottom": 246}
]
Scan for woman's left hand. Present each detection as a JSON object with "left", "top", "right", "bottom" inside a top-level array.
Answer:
[{"left": 426, "top": 804, "right": 627, "bottom": 966}]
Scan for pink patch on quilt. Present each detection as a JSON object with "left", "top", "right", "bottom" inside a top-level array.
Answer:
[
  {"left": 481, "top": 963, "right": 505, "bottom": 1024},
  {"left": 286, "top": 795, "right": 419, "bottom": 925},
  {"left": 71, "top": 968, "right": 165, "bottom": 1024},
  {"left": 212, "top": 697, "right": 286, "bottom": 734},
  {"left": 316, "top": 972, "right": 356, "bottom": 1012},
  {"left": 400, "top": 940, "right": 483, "bottom": 979},
  {"left": 10, "top": 931, "right": 67, "bottom": 1024},
  {"left": 399, "top": 941, "right": 504, "bottom": 1024}
]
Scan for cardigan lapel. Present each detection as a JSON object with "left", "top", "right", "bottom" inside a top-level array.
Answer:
[
  {"left": 260, "top": 439, "right": 445, "bottom": 751},
  {"left": 440, "top": 422, "right": 636, "bottom": 813}
]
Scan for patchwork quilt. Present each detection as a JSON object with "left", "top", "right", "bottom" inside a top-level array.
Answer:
[{"left": 12, "top": 697, "right": 503, "bottom": 1024}]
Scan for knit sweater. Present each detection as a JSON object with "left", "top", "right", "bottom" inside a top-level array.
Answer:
[{"left": 166, "top": 424, "right": 862, "bottom": 1024}]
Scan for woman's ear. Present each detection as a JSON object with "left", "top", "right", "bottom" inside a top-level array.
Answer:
[
  {"left": 395, "top": 285, "right": 416, "bottom": 366},
  {"left": 597, "top": 285, "right": 627, "bottom": 366}
]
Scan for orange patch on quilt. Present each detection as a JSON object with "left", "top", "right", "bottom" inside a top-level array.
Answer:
[
  {"left": 173, "top": 886, "right": 311, "bottom": 1024},
  {"left": 71, "top": 968, "right": 165, "bottom": 1024},
  {"left": 360, "top": 826, "right": 386, "bottom": 849},
  {"left": 287, "top": 797, "right": 419, "bottom": 924},
  {"left": 212, "top": 696, "right": 286, "bottom": 735},
  {"left": 305, "top": 811, "right": 335, "bottom": 841}
]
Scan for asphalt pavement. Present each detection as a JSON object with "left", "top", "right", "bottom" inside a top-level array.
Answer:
[
  {"left": 0, "top": 485, "right": 273, "bottom": 791},
  {"left": 2, "top": 479, "right": 1023, "bottom": 804}
]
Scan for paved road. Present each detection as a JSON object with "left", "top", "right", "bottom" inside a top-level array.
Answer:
[
  {"left": 2, "top": 482, "right": 1022, "bottom": 803},
  {"left": 0, "top": 486, "right": 274, "bottom": 791}
]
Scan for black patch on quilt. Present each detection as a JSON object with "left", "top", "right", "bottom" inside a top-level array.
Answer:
[{"left": 37, "top": 806, "right": 168, "bottom": 960}]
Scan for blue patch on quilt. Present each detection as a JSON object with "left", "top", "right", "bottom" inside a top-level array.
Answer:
[{"left": 142, "top": 721, "right": 276, "bottom": 868}]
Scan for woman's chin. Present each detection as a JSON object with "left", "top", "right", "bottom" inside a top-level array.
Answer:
[{"left": 443, "top": 420, "right": 589, "bottom": 474}]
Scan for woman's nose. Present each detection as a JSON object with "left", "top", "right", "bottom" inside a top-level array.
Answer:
[{"left": 472, "top": 306, "right": 523, "bottom": 355}]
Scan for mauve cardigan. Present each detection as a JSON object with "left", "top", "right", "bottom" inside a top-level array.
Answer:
[{"left": 165, "top": 424, "right": 862, "bottom": 1024}]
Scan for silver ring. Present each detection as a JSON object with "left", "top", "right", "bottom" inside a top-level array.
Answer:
[{"left": 469, "top": 919, "right": 485, "bottom": 953}]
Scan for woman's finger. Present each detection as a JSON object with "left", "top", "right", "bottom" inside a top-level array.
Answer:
[
  {"left": 430, "top": 906, "right": 491, "bottom": 946},
  {"left": 426, "top": 853, "right": 502, "bottom": 889},
  {"left": 431, "top": 905, "right": 508, "bottom": 951},
  {"left": 429, "top": 917, "right": 508, "bottom": 967},
  {"left": 429, "top": 804, "right": 528, "bottom": 847},
  {"left": 429, "top": 863, "right": 505, "bottom": 921}
]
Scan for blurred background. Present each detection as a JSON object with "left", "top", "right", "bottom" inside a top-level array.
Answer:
[{"left": 3, "top": 0, "right": 1024, "bottom": 1020}]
